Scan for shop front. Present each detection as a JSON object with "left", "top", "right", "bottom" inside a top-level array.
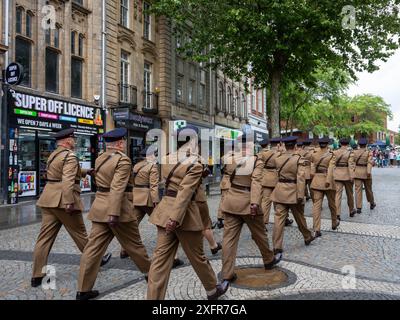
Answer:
[
  {"left": 4, "top": 89, "right": 105, "bottom": 204},
  {"left": 114, "top": 108, "right": 161, "bottom": 165}
]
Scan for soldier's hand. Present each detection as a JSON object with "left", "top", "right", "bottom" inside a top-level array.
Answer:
[
  {"left": 202, "top": 167, "right": 211, "bottom": 178},
  {"left": 108, "top": 215, "right": 120, "bottom": 228},
  {"left": 153, "top": 202, "right": 159, "bottom": 208},
  {"left": 367, "top": 173, "right": 371, "bottom": 179},
  {"left": 325, "top": 182, "right": 330, "bottom": 188},
  {"left": 166, "top": 219, "right": 178, "bottom": 234},
  {"left": 297, "top": 198, "right": 304, "bottom": 204},
  {"left": 65, "top": 204, "right": 76, "bottom": 214},
  {"left": 250, "top": 204, "right": 259, "bottom": 218},
  {"left": 87, "top": 169, "right": 96, "bottom": 176}
]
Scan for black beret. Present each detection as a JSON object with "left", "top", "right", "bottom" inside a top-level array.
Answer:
[
  {"left": 282, "top": 136, "right": 298, "bottom": 144},
  {"left": 318, "top": 137, "right": 331, "bottom": 144},
  {"left": 270, "top": 137, "right": 281, "bottom": 144},
  {"left": 259, "top": 138, "right": 269, "bottom": 147},
  {"left": 296, "top": 141, "right": 303, "bottom": 146},
  {"left": 358, "top": 138, "right": 368, "bottom": 145},
  {"left": 54, "top": 128, "right": 75, "bottom": 141},
  {"left": 339, "top": 138, "right": 350, "bottom": 145},
  {"left": 303, "top": 139, "right": 312, "bottom": 146},
  {"left": 103, "top": 128, "right": 127, "bottom": 142}
]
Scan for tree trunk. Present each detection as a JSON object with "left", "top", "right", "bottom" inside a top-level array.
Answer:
[{"left": 270, "top": 69, "right": 282, "bottom": 138}]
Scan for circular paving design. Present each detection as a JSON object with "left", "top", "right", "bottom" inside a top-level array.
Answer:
[{"left": 233, "top": 267, "right": 288, "bottom": 289}]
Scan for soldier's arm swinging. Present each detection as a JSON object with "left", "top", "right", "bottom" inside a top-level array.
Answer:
[{"left": 62, "top": 153, "right": 79, "bottom": 213}]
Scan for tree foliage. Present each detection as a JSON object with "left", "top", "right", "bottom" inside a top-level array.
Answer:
[{"left": 151, "top": 0, "right": 400, "bottom": 136}]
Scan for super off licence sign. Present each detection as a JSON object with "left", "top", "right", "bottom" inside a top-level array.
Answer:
[{"left": 5, "top": 63, "right": 24, "bottom": 85}]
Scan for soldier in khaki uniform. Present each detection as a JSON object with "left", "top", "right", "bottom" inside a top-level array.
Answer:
[
  {"left": 353, "top": 138, "right": 376, "bottom": 213},
  {"left": 214, "top": 142, "right": 235, "bottom": 229},
  {"left": 220, "top": 134, "right": 280, "bottom": 286},
  {"left": 32, "top": 129, "right": 111, "bottom": 288},
  {"left": 147, "top": 125, "right": 228, "bottom": 300},
  {"left": 299, "top": 139, "right": 314, "bottom": 201},
  {"left": 120, "top": 147, "right": 160, "bottom": 259},
  {"left": 271, "top": 136, "right": 315, "bottom": 257},
  {"left": 333, "top": 138, "right": 356, "bottom": 218},
  {"left": 76, "top": 128, "right": 151, "bottom": 300},
  {"left": 258, "top": 138, "right": 280, "bottom": 228},
  {"left": 310, "top": 138, "right": 340, "bottom": 237}
]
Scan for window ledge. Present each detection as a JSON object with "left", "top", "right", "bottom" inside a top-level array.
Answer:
[
  {"left": 46, "top": 46, "right": 62, "bottom": 54},
  {"left": 16, "top": 34, "right": 34, "bottom": 44},
  {"left": 72, "top": 2, "right": 92, "bottom": 15},
  {"left": 71, "top": 54, "right": 84, "bottom": 61}
]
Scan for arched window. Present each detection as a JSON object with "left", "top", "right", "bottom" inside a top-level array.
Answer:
[
  {"left": 227, "top": 86, "right": 232, "bottom": 113},
  {"left": 234, "top": 90, "right": 239, "bottom": 116},
  {"left": 218, "top": 82, "right": 224, "bottom": 112},
  {"left": 16, "top": 7, "right": 24, "bottom": 34},
  {"left": 241, "top": 93, "right": 246, "bottom": 118},
  {"left": 26, "top": 11, "right": 33, "bottom": 38},
  {"left": 79, "top": 33, "right": 84, "bottom": 57}
]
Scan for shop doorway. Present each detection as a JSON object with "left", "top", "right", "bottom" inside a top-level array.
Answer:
[
  {"left": 38, "top": 134, "right": 57, "bottom": 194},
  {"left": 130, "top": 135, "right": 144, "bottom": 166}
]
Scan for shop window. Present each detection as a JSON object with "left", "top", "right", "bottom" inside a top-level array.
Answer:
[
  {"left": 46, "top": 48, "right": 59, "bottom": 93},
  {"left": 143, "top": 2, "right": 151, "bottom": 40},
  {"left": 15, "top": 37, "right": 31, "bottom": 87},
  {"left": 71, "top": 57, "right": 83, "bottom": 98}
]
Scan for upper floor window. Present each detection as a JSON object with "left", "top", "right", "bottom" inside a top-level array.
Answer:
[
  {"left": 234, "top": 90, "right": 239, "bottom": 116},
  {"left": 71, "top": 31, "right": 76, "bottom": 54},
  {"left": 257, "top": 90, "right": 263, "bottom": 112},
  {"left": 120, "top": 0, "right": 129, "bottom": 28},
  {"left": 73, "top": 0, "right": 84, "bottom": 5},
  {"left": 79, "top": 34, "right": 84, "bottom": 57},
  {"left": 120, "top": 51, "right": 130, "bottom": 85},
  {"left": 241, "top": 94, "right": 246, "bottom": 118},
  {"left": 16, "top": 7, "right": 23, "bottom": 34},
  {"left": 226, "top": 86, "right": 232, "bottom": 113},
  {"left": 143, "top": 2, "right": 151, "bottom": 40},
  {"left": 26, "top": 12, "right": 33, "bottom": 38},
  {"left": 218, "top": 82, "right": 224, "bottom": 111},
  {"left": 15, "top": 37, "right": 31, "bottom": 87},
  {"left": 45, "top": 28, "right": 51, "bottom": 45},
  {"left": 251, "top": 89, "right": 256, "bottom": 110},
  {"left": 54, "top": 26, "right": 60, "bottom": 48},
  {"left": 46, "top": 48, "right": 59, "bottom": 93}
]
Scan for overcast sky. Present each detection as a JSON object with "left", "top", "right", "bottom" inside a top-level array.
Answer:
[{"left": 347, "top": 49, "right": 400, "bottom": 132}]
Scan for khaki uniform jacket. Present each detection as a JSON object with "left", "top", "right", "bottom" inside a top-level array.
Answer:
[
  {"left": 333, "top": 147, "right": 355, "bottom": 181},
  {"left": 258, "top": 147, "right": 280, "bottom": 188},
  {"left": 37, "top": 147, "right": 84, "bottom": 211},
  {"left": 88, "top": 151, "right": 136, "bottom": 223},
  {"left": 132, "top": 159, "right": 160, "bottom": 207},
  {"left": 220, "top": 151, "right": 235, "bottom": 190},
  {"left": 270, "top": 151, "right": 306, "bottom": 204},
  {"left": 149, "top": 151, "right": 204, "bottom": 231},
  {"left": 353, "top": 148, "right": 373, "bottom": 180},
  {"left": 300, "top": 147, "right": 314, "bottom": 180},
  {"left": 310, "top": 149, "right": 336, "bottom": 191},
  {"left": 220, "top": 154, "right": 263, "bottom": 215}
]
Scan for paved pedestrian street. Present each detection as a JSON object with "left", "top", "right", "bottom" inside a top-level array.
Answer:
[{"left": 0, "top": 168, "right": 399, "bottom": 300}]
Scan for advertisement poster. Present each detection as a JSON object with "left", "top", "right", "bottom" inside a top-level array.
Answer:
[
  {"left": 81, "top": 175, "right": 92, "bottom": 192},
  {"left": 18, "top": 171, "right": 37, "bottom": 197}
]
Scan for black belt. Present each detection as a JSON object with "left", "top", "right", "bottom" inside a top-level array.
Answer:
[
  {"left": 265, "top": 166, "right": 276, "bottom": 170},
  {"left": 279, "top": 179, "right": 297, "bottom": 184},
  {"left": 231, "top": 184, "right": 251, "bottom": 192},
  {"left": 357, "top": 164, "right": 368, "bottom": 167},
  {"left": 316, "top": 169, "right": 327, "bottom": 174},
  {"left": 46, "top": 179, "right": 80, "bottom": 184},
  {"left": 97, "top": 186, "right": 133, "bottom": 193},
  {"left": 135, "top": 184, "right": 150, "bottom": 188},
  {"left": 165, "top": 189, "right": 178, "bottom": 198},
  {"left": 336, "top": 164, "right": 348, "bottom": 167}
]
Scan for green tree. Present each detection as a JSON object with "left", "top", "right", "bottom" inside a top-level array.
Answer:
[
  {"left": 281, "top": 66, "right": 353, "bottom": 135},
  {"left": 152, "top": 0, "right": 400, "bottom": 137}
]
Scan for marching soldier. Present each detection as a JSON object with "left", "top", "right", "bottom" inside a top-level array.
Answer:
[
  {"left": 76, "top": 128, "right": 151, "bottom": 300},
  {"left": 214, "top": 142, "right": 235, "bottom": 229},
  {"left": 333, "top": 138, "right": 356, "bottom": 219},
  {"left": 271, "top": 136, "right": 315, "bottom": 258},
  {"left": 32, "top": 129, "right": 111, "bottom": 288},
  {"left": 299, "top": 139, "right": 314, "bottom": 201},
  {"left": 353, "top": 138, "right": 376, "bottom": 213},
  {"left": 120, "top": 146, "right": 160, "bottom": 259},
  {"left": 310, "top": 137, "right": 340, "bottom": 237},
  {"left": 258, "top": 137, "right": 293, "bottom": 229},
  {"left": 220, "top": 134, "right": 280, "bottom": 287},
  {"left": 147, "top": 125, "right": 228, "bottom": 300}
]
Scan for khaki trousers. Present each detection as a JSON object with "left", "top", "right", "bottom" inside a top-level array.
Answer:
[
  {"left": 273, "top": 203, "right": 312, "bottom": 251},
  {"left": 312, "top": 189, "right": 337, "bottom": 231},
  {"left": 335, "top": 180, "right": 355, "bottom": 215},
  {"left": 305, "top": 179, "right": 313, "bottom": 199},
  {"left": 222, "top": 213, "right": 274, "bottom": 280},
  {"left": 355, "top": 179, "right": 375, "bottom": 209},
  {"left": 217, "top": 190, "right": 227, "bottom": 220},
  {"left": 32, "top": 208, "right": 88, "bottom": 278},
  {"left": 147, "top": 227, "right": 217, "bottom": 300},
  {"left": 261, "top": 187, "right": 274, "bottom": 224},
  {"left": 78, "top": 221, "right": 151, "bottom": 292}
]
